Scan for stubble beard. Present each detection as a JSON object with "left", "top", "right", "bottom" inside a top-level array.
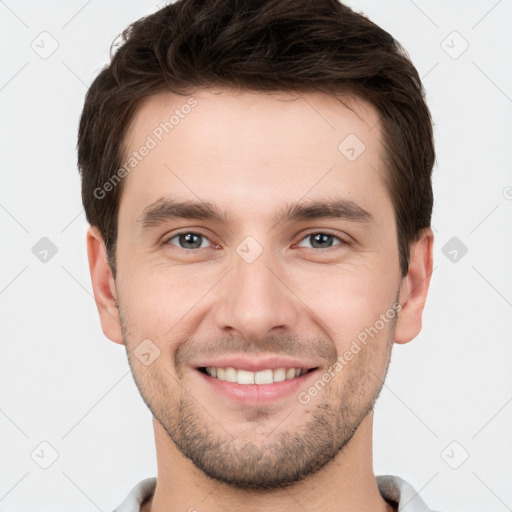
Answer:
[{"left": 120, "top": 311, "right": 395, "bottom": 491}]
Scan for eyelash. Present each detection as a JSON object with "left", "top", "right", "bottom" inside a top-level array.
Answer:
[{"left": 163, "top": 230, "right": 348, "bottom": 252}]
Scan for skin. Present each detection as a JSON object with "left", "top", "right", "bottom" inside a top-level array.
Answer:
[{"left": 87, "top": 88, "right": 433, "bottom": 512}]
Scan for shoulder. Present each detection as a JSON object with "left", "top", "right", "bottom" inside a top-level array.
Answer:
[
  {"left": 112, "top": 477, "right": 157, "bottom": 512},
  {"left": 376, "top": 474, "right": 446, "bottom": 512}
]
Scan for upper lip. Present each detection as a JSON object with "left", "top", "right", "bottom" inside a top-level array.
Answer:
[{"left": 192, "top": 355, "right": 320, "bottom": 372}]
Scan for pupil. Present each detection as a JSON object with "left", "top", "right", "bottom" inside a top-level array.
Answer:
[
  {"left": 313, "top": 233, "right": 332, "bottom": 248},
  {"left": 181, "top": 233, "right": 201, "bottom": 248}
]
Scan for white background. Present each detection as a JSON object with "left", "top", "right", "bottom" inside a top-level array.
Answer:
[{"left": 1, "top": 1, "right": 511, "bottom": 511}]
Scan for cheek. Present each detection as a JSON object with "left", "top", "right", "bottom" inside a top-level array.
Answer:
[
  {"left": 288, "top": 262, "right": 398, "bottom": 347},
  {"left": 127, "top": 352, "right": 180, "bottom": 417},
  {"left": 118, "top": 264, "right": 214, "bottom": 337}
]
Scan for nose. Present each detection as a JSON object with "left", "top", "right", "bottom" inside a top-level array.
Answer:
[{"left": 213, "top": 245, "right": 300, "bottom": 342}]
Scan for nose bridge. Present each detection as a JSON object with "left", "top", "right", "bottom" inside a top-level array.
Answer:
[{"left": 213, "top": 239, "right": 299, "bottom": 340}]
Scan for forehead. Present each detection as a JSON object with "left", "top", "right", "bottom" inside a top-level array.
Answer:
[{"left": 119, "top": 88, "right": 390, "bottom": 227}]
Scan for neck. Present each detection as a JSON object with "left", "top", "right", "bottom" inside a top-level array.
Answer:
[{"left": 143, "top": 411, "right": 396, "bottom": 512}]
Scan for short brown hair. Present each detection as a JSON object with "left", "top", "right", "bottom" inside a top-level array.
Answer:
[{"left": 78, "top": 0, "right": 435, "bottom": 278}]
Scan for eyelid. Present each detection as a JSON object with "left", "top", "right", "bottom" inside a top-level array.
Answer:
[
  {"left": 162, "top": 229, "right": 216, "bottom": 249},
  {"left": 295, "top": 230, "right": 349, "bottom": 248}
]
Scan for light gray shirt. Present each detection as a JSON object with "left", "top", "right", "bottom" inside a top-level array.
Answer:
[{"left": 112, "top": 475, "right": 442, "bottom": 511}]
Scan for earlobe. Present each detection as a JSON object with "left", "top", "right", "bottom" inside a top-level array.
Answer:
[
  {"left": 394, "top": 228, "right": 434, "bottom": 345},
  {"left": 86, "top": 226, "right": 124, "bottom": 345}
]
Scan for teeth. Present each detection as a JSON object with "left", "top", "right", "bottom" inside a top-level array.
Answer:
[
  {"left": 204, "top": 367, "right": 309, "bottom": 384},
  {"left": 255, "top": 369, "right": 272, "bottom": 384},
  {"left": 273, "top": 368, "right": 286, "bottom": 382},
  {"left": 225, "top": 367, "right": 237, "bottom": 383},
  {"left": 238, "top": 369, "right": 255, "bottom": 384}
]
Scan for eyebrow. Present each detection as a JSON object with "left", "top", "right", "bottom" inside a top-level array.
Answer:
[
  {"left": 272, "top": 198, "right": 374, "bottom": 226},
  {"left": 138, "top": 197, "right": 232, "bottom": 228},
  {"left": 137, "top": 196, "right": 374, "bottom": 229}
]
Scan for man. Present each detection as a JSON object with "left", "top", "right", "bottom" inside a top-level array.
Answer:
[{"left": 78, "top": 0, "right": 438, "bottom": 510}]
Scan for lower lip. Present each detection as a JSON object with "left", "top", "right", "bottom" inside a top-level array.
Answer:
[{"left": 195, "top": 368, "right": 319, "bottom": 405}]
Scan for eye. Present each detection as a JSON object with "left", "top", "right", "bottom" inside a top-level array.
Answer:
[
  {"left": 296, "top": 232, "right": 345, "bottom": 250},
  {"left": 165, "top": 231, "right": 212, "bottom": 250}
]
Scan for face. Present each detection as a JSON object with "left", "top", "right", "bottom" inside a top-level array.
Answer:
[{"left": 99, "top": 88, "right": 408, "bottom": 489}]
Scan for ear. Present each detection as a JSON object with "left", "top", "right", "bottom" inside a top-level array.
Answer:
[
  {"left": 86, "top": 226, "right": 124, "bottom": 345},
  {"left": 394, "top": 227, "right": 434, "bottom": 344}
]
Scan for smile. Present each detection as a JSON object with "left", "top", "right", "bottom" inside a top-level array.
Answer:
[{"left": 200, "top": 367, "right": 315, "bottom": 385}]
